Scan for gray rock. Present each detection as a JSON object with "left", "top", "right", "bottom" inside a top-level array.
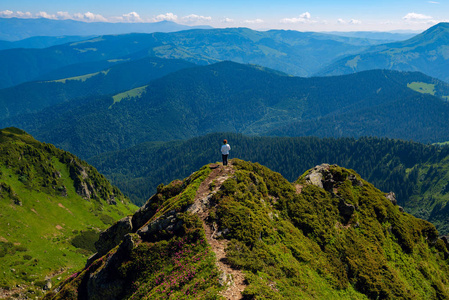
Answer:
[
  {"left": 385, "top": 192, "right": 397, "bottom": 206},
  {"left": 338, "top": 199, "right": 355, "bottom": 222},
  {"left": 87, "top": 234, "right": 137, "bottom": 300},
  {"left": 137, "top": 210, "right": 183, "bottom": 242},
  {"left": 43, "top": 279, "right": 52, "bottom": 290},
  {"left": 348, "top": 174, "right": 363, "bottom": 187},
  {"left": 95, "top": 216, "right": 133, "bottom": 256}
]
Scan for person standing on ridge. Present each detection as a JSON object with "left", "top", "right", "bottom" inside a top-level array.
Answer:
[{"left": 221, "top": 139, "right": 231, "bottom": 166}]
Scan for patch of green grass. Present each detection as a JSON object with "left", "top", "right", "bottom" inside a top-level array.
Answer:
[
  {"left": 110, "top": 85, "right": 148, "bottom": 108},
  {"left": 51, "top": 70, "right": 108, "bottom": 84},
  {"left": 345, "top": 55, "right": 361, "bottom": 69},
  {"left": 407, "top": 82, "right": 436, "bottom": 95}
]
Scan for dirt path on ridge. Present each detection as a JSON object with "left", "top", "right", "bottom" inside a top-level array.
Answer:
[{"left": 190, "top": 162, "right": 247, "bottom": 300}]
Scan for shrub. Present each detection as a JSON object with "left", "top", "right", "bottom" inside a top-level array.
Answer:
[{"left": 70, "top": 230, "right": 100, "bottom": 253}]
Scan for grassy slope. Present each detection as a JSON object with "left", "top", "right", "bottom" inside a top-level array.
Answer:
[
  {"left": 45, "top": 160, "right": 449, "bottom": 299},
  {"left": 0, "top": 128, "right": 137, "bottom": 296}
]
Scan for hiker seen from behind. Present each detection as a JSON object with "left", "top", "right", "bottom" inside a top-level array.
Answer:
[{"left": 221, "top": 139, "right": 231, "bottom": 166}]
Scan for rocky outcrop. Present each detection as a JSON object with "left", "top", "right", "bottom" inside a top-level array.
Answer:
[
  {"left": 305, "top": 164, "right": 363, "bottom": 194},
  {"left": 137, "top": 209, "right": 184, "bottom": 242},
  {"left": 95, "top": 216, "right": 133, "bottom": 256},
  {"left": 385, "top": 192, "right": 397, "bottom": 206},
  {"left": 87, "top": 234, "right": 137, "bottom": 300},
  {"left": 305, "top": 164, "right": 364, "bottom": 223},
  {"left": 338, "top": 199, "right": 355, "bottom": 223}
]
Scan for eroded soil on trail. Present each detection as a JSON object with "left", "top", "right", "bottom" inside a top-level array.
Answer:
[{"left": 191, "top": 163, "right": 247, "bottom": 300}]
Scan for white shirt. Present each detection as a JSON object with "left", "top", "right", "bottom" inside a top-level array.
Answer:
[{"left": 221, "top": 144, "right": 231, "bottom": 155}]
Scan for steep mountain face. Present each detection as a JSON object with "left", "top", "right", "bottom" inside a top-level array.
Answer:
[
  {"left": 44, "top": 160, "right": 449, "bottom": 299},
  {"left": 5, "top": 62, "right": 449, "bottom": 158},
  {"left": 0, "top": 127, "right": 137, "bottom": 299},
  {"left": 318, "top": 22, "right": 449, "bottom": 83},
  {"left": 0, "top": 57, "right": 196, "bottom": 120},
  {"left": 0, "top": 27, "right": 378, "bottom": 89}
]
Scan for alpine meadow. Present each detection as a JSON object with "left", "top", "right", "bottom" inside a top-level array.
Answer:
[{"left": 1, "top": 4, "right": 449, "bottom": 299}]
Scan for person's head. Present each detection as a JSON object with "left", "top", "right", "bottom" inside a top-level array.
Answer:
[{"left": 223, "top": 139, "right": 227, "bottom": 144}]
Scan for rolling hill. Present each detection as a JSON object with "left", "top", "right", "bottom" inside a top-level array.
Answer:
[
  {"left": 318, "top": 22, "right": 449, "bottom": 83},
  {"left": 0, "top": 127, "right": 137, "bottom": 298},
  {"left": 44, "top": 160, "right": 449, "bottom": 299},
  {"left": 0, "top": 57, "right": 196, "bottom": 120},
  {"left": 3, "top": 62, "right": 449, "bottom": 159}
]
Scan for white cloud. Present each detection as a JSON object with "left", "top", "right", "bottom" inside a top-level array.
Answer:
[
  {"left": 153, "top": 13, "right": 178, "bottom": 22},
  {"left": 16, "top": 11, "right": 33, "bottom": 18},
  {"left": 428, "top": 1, "right": 439, "bottom": 4},
  {"left": 349, "top": 19, "right": 362, "bottom": 24},
  {"left": 72, "top": 12, "right": 108, "bottom": 22},
  {"left": 0, "top": 10, "right": 109, "bottom": 22},
  {"left": 337, "top": 18, "right": 346, "bottom": 24},
  {"left": 244, "top": 19, "right": 264, "bottom": 24},
  {"left": 221, "top": 18, "right": 235, "bottom": 23},
  {"left": 403, "top": 12, "right": 433, "bottom": 20},
  {"left": 56, "top": 11, "right": 72, "bottom": 20},
  {"left": 0, "top": 10, "right": 14, "bottom": 17},
  {"left": 181, "top": 14, "right": 212, "bottom": 24},
  {"left": 122, "top": 12, "right": 142, "bottom": 23},
  {"left": 36, "top": 11, "right": 56, "bottom": 19},
  {"left": 280, "top": 12, "right": 314, "bottom": 24}
]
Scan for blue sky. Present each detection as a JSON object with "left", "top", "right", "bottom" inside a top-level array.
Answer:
[{"left": 1, "top": 0, "right": 448, "bottom": 31}]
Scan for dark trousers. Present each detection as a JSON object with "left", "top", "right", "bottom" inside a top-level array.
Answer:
[{"left": 222, "top": 154, "right": 228, "bottom": 166}]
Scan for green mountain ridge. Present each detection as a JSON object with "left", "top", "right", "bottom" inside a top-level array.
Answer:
[
  {"left": 318, "top": 22, "right": 449, "bottom": 83},
  {"left": 0, "top": 128, "right": 137, "bottom": 298},
  {"left": 4, "top": 62, "right": 449, "bottom": 159},
  {"left": 44, "top": 159, "right": 449, "bottom": 299},
  {"left": 89, "top": 132, "right": 449, "bottom": 235}
]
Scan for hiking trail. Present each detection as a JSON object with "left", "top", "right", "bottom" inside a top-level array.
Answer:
[{"left": 188, "top": 162, "right": 246, "bottom": 300}]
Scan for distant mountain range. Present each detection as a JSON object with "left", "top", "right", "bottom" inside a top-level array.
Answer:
[
  {"left": 326, "top": 31, "right": 418, "bottom": 41},
  {"left": 318, "top": 22, "right": 449, "bottom": 83},
  {"left": 0, "top": 17, "right": 211, "bottom": 41},
  {"left": 0, "top": 35, "right": 95, "bottom": 50},
  {"left": 0, "top": 27, "right": 385, "bottom": 89}
]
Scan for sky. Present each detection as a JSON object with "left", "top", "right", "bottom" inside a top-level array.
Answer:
[{"left": 1, "top": 0, "right": 448, "bottom": 32}]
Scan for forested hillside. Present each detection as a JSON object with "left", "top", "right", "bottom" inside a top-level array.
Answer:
[
  {"left": 90, "top": 133, "right": 449, "bottom": 234},
  {"left": 4, "top": 63, "right": 449, "bottom": 159},
  {"left": 0, "top": 57, "right": 195, "bottom": 120}
]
